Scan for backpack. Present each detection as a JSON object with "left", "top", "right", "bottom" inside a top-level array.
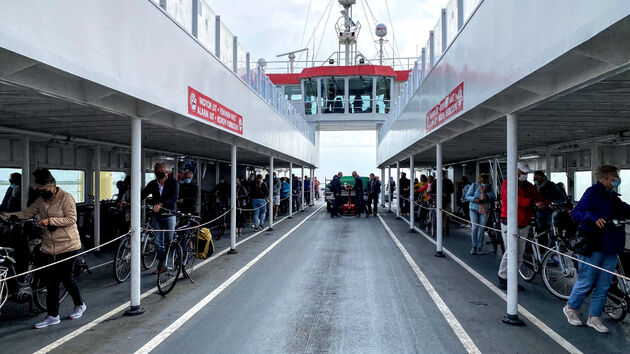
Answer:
[
  {"left": 195, "top": 228, "right": 215, "bottom": 259},
  {"left": 461, "top": 184, "right": 471, "bottom": 203}
]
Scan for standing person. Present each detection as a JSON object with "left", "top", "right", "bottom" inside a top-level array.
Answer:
[
  {"left": 330, "top": 172, "right": 342, "bottom": 218},
  {"left": 533, "top": 170, "right": 569, "bottom": 246},
  {"left": 177, "top": 169, "right": 198, "bottom": 215},
  {"left": 366, "top": 173, "right": 381, "bottom": 216},
  {"left": 352, "top": 171, "right": 366, "bottom": 218},
  {"left": 0, "top": 172, "right": 21, "bottom": 213},
  {"left": 273, "top": 173, "right": 281, "bottom": 220},
  {"left": 563, "top": 165, "right": 630, "bottom": 333},
  {"left": 4, "top": 169, "right": 86, "bottom": 328},
  {"left": 465, "top": 173, "right": 496, "bottom": 255},
  {"left": 250, "top": 175, "right": 269, "bottom": 231},
  {"left": 304, "top": 176, "right": 311, "bottom": 206},
  {"left": 442, "top": 171, "right": 455, "bottom": 235},
  {"left": 497, "top": 161, "right": 546, "bottom": 290},
  {"left": 141, "top": 162, "right": 179, "bottom": 274},
  {"left": 399, "top": 172, "right": 410, "bottom": 217},
  {"left": 292, "top": 174, "right": 300, "bottom": 212},
  {"left": 236, "top": 178, "right": 248, "bottom": 237},
  {"left": 313, "top": 177, "right": 321, "bottom": 200},
  {"left": 280, "top": 177, "right": 290, "bottom": 215},
  {"left": 458, "top": 176, "right": 472, "bottom": 223}
]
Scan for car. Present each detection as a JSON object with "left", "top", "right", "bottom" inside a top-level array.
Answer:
[{"left": 324, "top": 176, "right": 369, "bottom": 214}]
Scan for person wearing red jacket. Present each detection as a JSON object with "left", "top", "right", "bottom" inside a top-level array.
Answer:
[{"left": 497, "top": 161, "right": 547, "bottom": 290}]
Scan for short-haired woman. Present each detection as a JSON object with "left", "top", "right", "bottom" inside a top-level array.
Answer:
[
  {"left": 465, "top": 173, "right": 495, "bottom": 255},
  {"left": 3, "top": 169, "right": 86, "bottom": 329},
  {"left": 563, "top": 165, "right": 630, "bottom": 333}
]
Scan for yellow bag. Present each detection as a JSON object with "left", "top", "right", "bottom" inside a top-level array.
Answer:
[{"left": 195, "top": 228, "right": 215, "bottom": 259}]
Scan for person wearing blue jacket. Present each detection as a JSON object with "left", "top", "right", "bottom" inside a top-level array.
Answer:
[
  {"left": 465, "top": 173, "right": 495, "bottom": 255},
  {"left": 563, "top": 165, "right": 630, "bottom": 333}
]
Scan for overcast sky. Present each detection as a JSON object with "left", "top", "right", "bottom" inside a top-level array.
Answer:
[{"left": 207, "top": 0, "right": 445, "bottom": 180}]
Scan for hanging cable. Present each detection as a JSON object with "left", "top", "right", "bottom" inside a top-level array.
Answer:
[
  {"left": 382, "top": 0, "right": 404, "bottom": 69},
  {"left": 360, "top": 0, "right": 381, "bottom": 57},
  {"left": 296, "top": 0, "right": 313, "bottom": 65},
  {"left": 297, "top": 0, "right": 334, "bottom": 65},
  {"left": 315, "top": 0, "right": 335, "bottom": 63}
]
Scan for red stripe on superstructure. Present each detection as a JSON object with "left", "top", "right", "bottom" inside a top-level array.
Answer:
[{"left": 267, "top": 66, "right": 412, "bottom": 85}]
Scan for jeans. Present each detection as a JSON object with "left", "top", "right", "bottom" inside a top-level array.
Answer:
[
  {"left": 469, "top": 209, "right": 489, "bottom": 250},
  {"left": 568, "top": 252, "right": 618, "bottom": 317},
  {"left": 152, "top": 215, "right": 176, "bottom": 266},
  {"left": 41, "top": 250, "right": 83, "bottom": 317},
  {"left": 252, "top": 198, "right": 267, "bottom": 228},
  {"left": 498, "top": 224, "right": 529, "bottom": 279}
]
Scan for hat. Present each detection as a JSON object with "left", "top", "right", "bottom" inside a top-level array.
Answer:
[
  {"left": 517, "top": 161, "right": 532, "bottom": 173},
  {"left": 32, "top": 168, "right": 56, "bottom": 186}
]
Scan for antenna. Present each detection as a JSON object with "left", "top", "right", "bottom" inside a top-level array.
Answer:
[
  {"left": 375, "top": 23, "right": 388, "bottom": 65},
  {"left": 277, "top": 48, "right": 309, "bottom": 73}
]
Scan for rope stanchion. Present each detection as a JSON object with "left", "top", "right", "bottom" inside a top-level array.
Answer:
[
  {"left": 439, "top": 208, "right": 630, "bottom": 283},
  {"left": 2, "top": 230, "right": 132, "bottom": 282},
  {"left": 235, "top": 200, "right": 270, "bottom": 212}
]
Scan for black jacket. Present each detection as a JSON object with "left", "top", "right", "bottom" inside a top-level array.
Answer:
[
  {"left": 249, "top": 182, "right": 269, "bottom": 199},
  {"left": 178, "top": 182, "right": 198, "bottom": 214},
  {"left": 331, "top": 176, "right": 342, "bottom": 196},
  {"left": 142, "top": 178, "right": 179, "bottom": 214},
  {"left": 367, "top": 179, "right": 381, "bottom": 195},
  {"left": 353, "top": 176, "right": 364, "bottom": 197}
]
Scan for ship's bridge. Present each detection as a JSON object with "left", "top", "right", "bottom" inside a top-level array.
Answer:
[{"left": 269, "top": 65, "right": 410, "bottom": 131}]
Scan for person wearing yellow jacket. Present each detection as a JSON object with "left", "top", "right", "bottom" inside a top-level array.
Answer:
[{"left": 3, "top": 168, "right": 86, "bottom": 329}]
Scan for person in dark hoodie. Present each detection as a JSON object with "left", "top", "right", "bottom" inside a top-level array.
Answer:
[
  {"left": 352, "top": 171, "right": 366, "bottom": 218},
  {"left": 330, "top": 172, "right": 342, "bottom": 218}
]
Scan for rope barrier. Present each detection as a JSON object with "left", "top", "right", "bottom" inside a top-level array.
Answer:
[
  {"left": 397, "top": 195, "right": 436, "bottom": 210},
  {"left": 146, "top": 207, "right": 233, "bottom": 232},
  {"left": 438, "top": 208, "right": 630, "bottom": 283},
  {"left": 1, "top": 230, "right": 132, "bottom": 282}
]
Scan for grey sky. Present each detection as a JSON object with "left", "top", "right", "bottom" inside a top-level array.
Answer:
[{"left": 206, "top": 0, "right": 445, "bottom": 180}]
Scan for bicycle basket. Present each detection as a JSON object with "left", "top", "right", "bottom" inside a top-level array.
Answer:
[{"left": 196, "top": 228, "right": 214, "bottom": 259}]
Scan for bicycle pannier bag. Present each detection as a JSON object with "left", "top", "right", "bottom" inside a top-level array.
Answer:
[{"left": 195, "top": 228, "right": 215, "bottom": 259}]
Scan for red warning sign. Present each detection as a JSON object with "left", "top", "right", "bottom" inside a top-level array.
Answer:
[
  {"left": 187, "top": 86, "right": 243, "bottom": 135},
  {"left": 426, "top": 82, "right": 464, "bottom": 132}
]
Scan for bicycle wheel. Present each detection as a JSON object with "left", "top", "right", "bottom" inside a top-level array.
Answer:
[
  {"left": 181, "top": 231, "right": 197, "bottom": 278},
  {"left": 0, "top": 269, "right": 8, "bottom": 311},
  {"left": 142, "top": 231, "right": 158, "bottom": 270},
  {"left": 157, "top": 243, "right": 182, "bottom": 295},
  {"left": 33, "top": 277, "right": 68, "bottom": 312},
  {"left": 113, "top": 237, "right": 132, "bottom": 283},
  {"left": 605, "top": 274, "right": 628, "bottom": 321},
  {"left": 541, "top": 251, "right": 577, "bottom": 300},
  {"left": 519, "top": 242, "right": 537, "bottom": 282}
]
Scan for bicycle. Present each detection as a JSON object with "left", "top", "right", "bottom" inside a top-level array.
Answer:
[
  {"left": 0, "top": 216, "right": 68, "bottom": 313},
  {"left": 519, "top": 205, "right": 579, "bottom": 300},
  {"left": 487, "top": 201, "right": 505, "bottom": 255},
  {"left": 420, "top": 199, "right": 437, "bottom": 237},
  {"left": 112, "top": 209, "right": 158, "bottom": 283},
  {"left": 156, "top": 209, "right": 201, "bottom": 295},
  {"left": 600, "top": 219, "right": 630, "bottom": 321}
]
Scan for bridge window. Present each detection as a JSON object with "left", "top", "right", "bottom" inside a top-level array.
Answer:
[
  {"left": 375, "top": 77, "right": 391, "bottom": 114},
  {"left": 284, "top": 85, "right": 302, "bottom": 101},
  {"left": 321, "top": 78, "right": 345, "bottom": 114},
  {"left": 49, "top": 169, "right": 85, "bottom": 203},
  {"left": 304, "top": 79, "right": 317, "bottom": 115},
  {"left": 348, "top": 77, "right": 373, "bottom": 113}
]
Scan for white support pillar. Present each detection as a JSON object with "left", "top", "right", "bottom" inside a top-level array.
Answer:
[
  {"left": 229, "top": 145, "right": 238, "bottom": 254},
  {"left": 441, "top": 8, "right": 447, "bottom": 51},
  {"left": 591, "top": 142, "right": 599, "bottom": 184},
  {"left": 503, "top": 113, "right": 522, "bottom": 325},
  {"left": 173, "top": 157, "right": 179, "bottom": 181},
  {"left": 380, "top": 168, "right": 385, "bottom": 207},
  {"left": 492, "top": 159, "right": 499, "bottom": 199},
  {"left": 197, "top": 160, "right": 202, "bottom": 215},
  {"left": 159, "top": 0, "right": 167, "bottom": 9},
  {"left": 546, "top": 146, "right": 552, "bottom": 179},
  {"left": 388, "top": 166, "right": 392, "bottom": 212},
  {"left": 409, "top": 156, "right": 415, "bottom": 232},
  {"left": 268, "top": 156, "right": 274, "bottom": 231},
  {"left": 457, "top": 0, "right": 464, "bottom": 30},
  {"left": 301, "top": 166, "right": 305, "bottom": 211},
  {"left": 21, "top": 137, "right": 29, "bottom": 210},
  {"left": 94, "top": 146, "right": 101, "bottom": 251},
  {"left": 246, "top": 52, "right": 251, "bottom": 84},
  {"left": 396, "top": 162, "right": 401, "bottom": 219},
  {"left": 310, "top": 168, "right": 314, "bottom": 206},
  {"left": 215, "top": 162, "right": 220, "bottom": 185},
  {"left": 429, "top": 31, "right": 435, "bottom": 69},
  {"left": 232, "top": 36, "right": 238, "bottom": 73},
  {"left": 125, "top": 116, "right": 144, "bottom": 316},
  {"left": 288, "top": 162, "right": 293, "bottom": 218},
  {"left": 435, "top": 144, "right": 445, "bottom": 257},
  {"left": 475, "top": 160, "right": 480, "bottom": 180},
  {"left": 420, "top": 48, "right": 427, "bottom": 82}
]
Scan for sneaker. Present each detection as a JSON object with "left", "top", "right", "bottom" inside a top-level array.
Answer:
[
  {"left": 587, "top": 316, "right": 609, "bottom": 333},
  {"left": 470, "top": 247, "right": 477, "bottom": 255},
  {"left": 476, "top": 247, "right": 483, "bottom": 255},
  {"left": 69, "top": 303, "right": 87, "bottom": 320},
  {"left": 34, "top": 315, "right": 61, "bottom": 329},
  {"left": 563, "top": 305, "right": 583, "bottom": 326}
]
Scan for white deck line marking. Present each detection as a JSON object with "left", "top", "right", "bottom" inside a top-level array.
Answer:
[
  {"left": 378, "top": 215, "right": 481, "bottom": 354},
  {"left": 33, "top": 204, "right": 323, "bottom": 354},
  {"left": 89, "top": 260, "right": 114, "bottom": 270},
  {"left": 394, "top": 217, "right": 582, "bottom": 354},
  {"left": 135, "top": 203, "right": 326, "bottom": 354}
]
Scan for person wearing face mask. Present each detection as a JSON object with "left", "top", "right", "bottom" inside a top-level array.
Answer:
[
  {"left": 497, "top": 161, "right": 546, "bottom": 290},
  {"left": 177, "top": 169, "right": 198, "bottom": 215},
  {"left": 465, "top": 173, "right": 496, "bottom": 255},
  {"left": 141, "top": 162, "right": 179, "bottom": 274},
  {"left": 0, "top": 172, "right": 21, "bottom": 213},
  {"left": 2, "top": 168, "right": 86, "bottom": 328},
  {"left": 563, "top": 165, "right": 630, "bottom": 333},
  {"left": 533, "top": 170, "right": 569, "bottom": 247}
]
